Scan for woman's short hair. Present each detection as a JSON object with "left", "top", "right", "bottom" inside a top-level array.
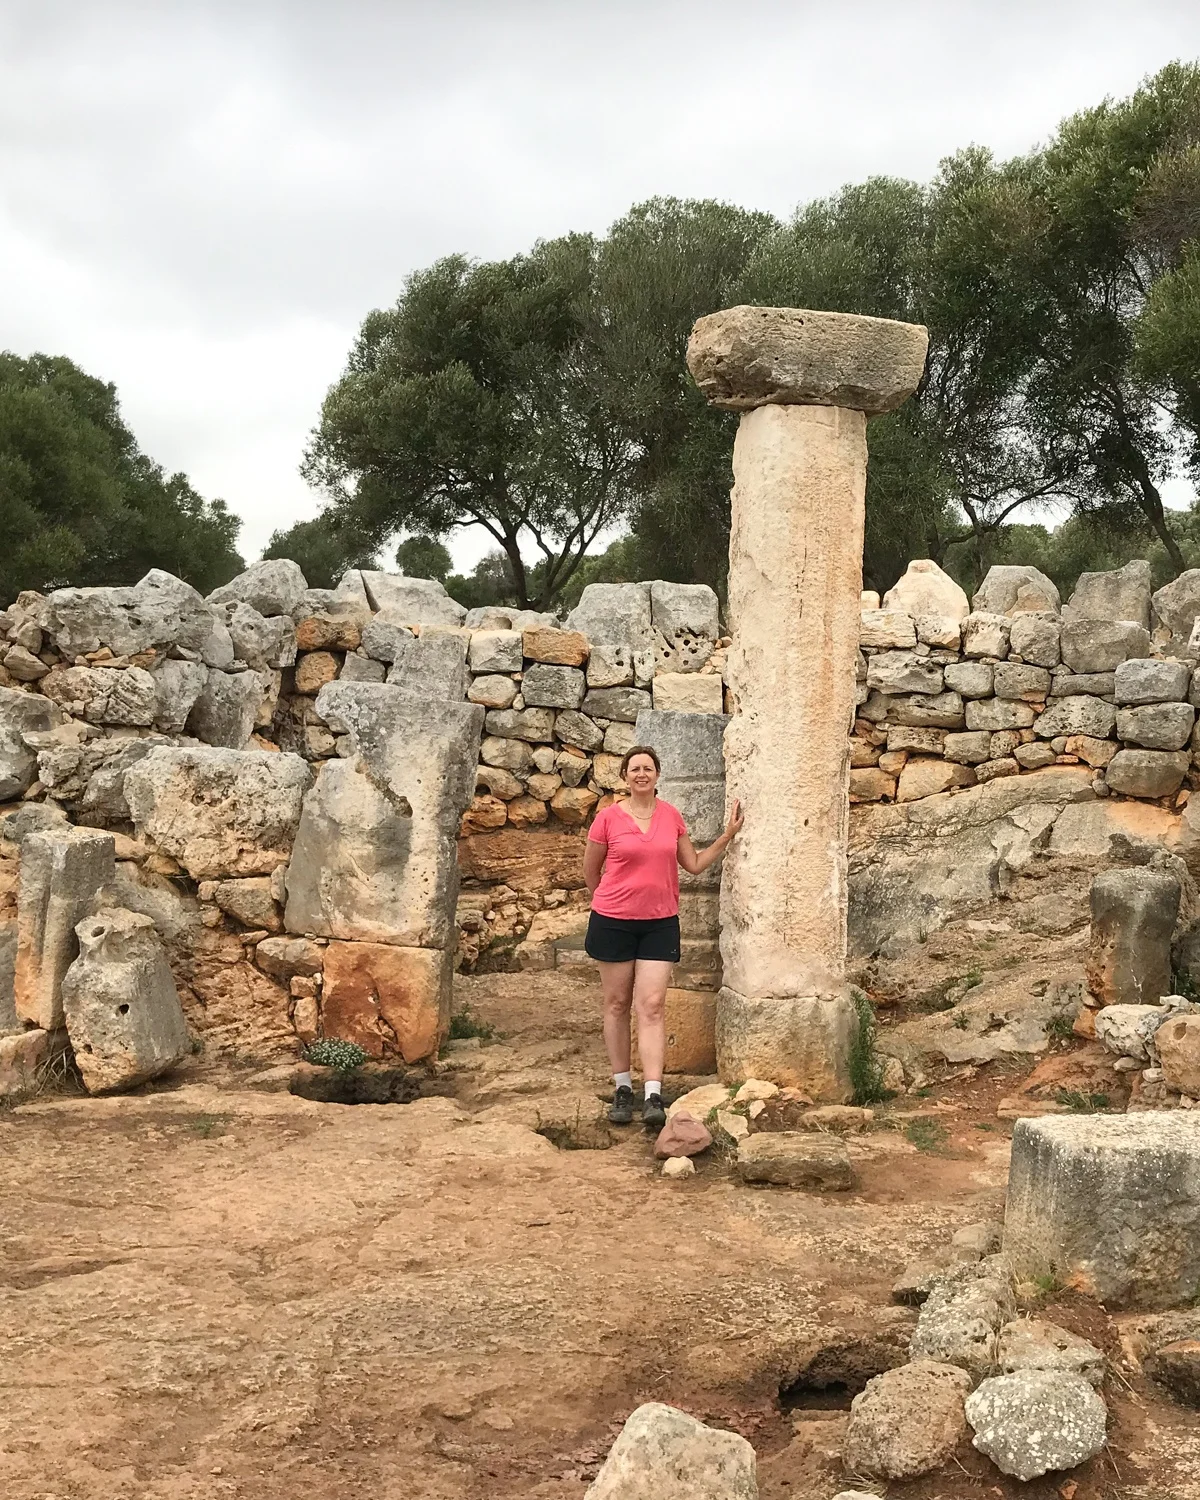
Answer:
[{"left": 620, "top": 744, "right": 661, "bottom": 779}]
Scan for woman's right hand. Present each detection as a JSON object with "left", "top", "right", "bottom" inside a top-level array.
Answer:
[{"left": 725, "top": 798, "right": 744, "bottom": 841}]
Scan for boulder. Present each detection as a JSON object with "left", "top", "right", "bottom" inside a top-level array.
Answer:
[
  {"left": 909, "top": 1260, "right": 1013, "bottom": 1382},
  {"left": 208, "top": 558, "right": 308, "bottom": 618},
  {"left": 386, "top": 633, "right": 469, "bottom": 701},
  {"left": 1114, "top": 657, "right": 1191, "bottom": 705},
  {"left": 1104, "top": 748, "right": 1189, "bottom": 798},
  {"left": 973, "top": 565, "right": 1061, "bottom": 617},
  {"left": 521, "top": 663, "right": 586, "bottom": 711},
  {"left": 943, "top": 661, "right": 993, "bottom": 698},
  {"left": 584, "top": 1401, "right": 756, "bottom": 1500},
  {"left": 1116, "top": 702, "right": 1195, "bottom": 750},
  {"left": 866, "top": 651, "right": 944, "bottom": 696},
  {"left": 41, "top": 666, "right": 156, "bottom": 726},
  {"left": 284, "top": 683, "right": 483, "bottom": 947},
  {"left": 358, "top": 573, "right": 466, "bottom": 625},
  {"left": 1033, "top": 695, "right": 1117, "bottom": 740},
  {"left": 35, "top": 736, "right": 165, "bottom": 820},
  {"left": 882, "top": 558, "right": 969, "bottom": 622},
  {"left": 1065, "top": 560, "right": 1152, "bottom": 628},
  {"left": 467, "top": 628, "right": 523, "bottom": 674},
  {"left": 996, "top": 1318, "right": 1105, "bottom": 1387},
  {"left": 960, "top": 612, "right": 1010, "bottom": 659},
  {"left": 1060, "top": 618, "right": 1152, "bottom": 673},
  {"left": 318, "top": 939, "right": 450, "bottom": 1062},
  {"left": 1004, "top": 1114, "right": 1200, "bottom": 1308},
  {"left": 125, "top": 748, "right": 311, "bottom": 879},
  {"left": 187, "top": 668, "right": 263, "bottom": 748},
  {"left": 843, "top": 1359, "right": 970, "bottom": 1479},
  {"left": 653, "top": 1111, "right": 713, "bottom": 1159},
  {"left": 965, "top": 1370, "right": 1106, "bottom": 1481},
  {"left": 0, "top": 687, "right": 64, "bottom": 800},
  {"left": 1153, "top": 568, "right": 1200, "bottom": 651},
  {"left": 568, "top": 582, "right": 655, "bottom": 689},
  {"left": 151, "top": 658, "right": 209, "bottom": 733},
  {"left": 60, "top": 907, "right": 190, "bottom": 1092},
  {"left": 735, "top": 1131, "right": 854, "bottom": 1189},
  {"left": 1008, "top": 612, "right": 1061, "bottom": 667},
  {"left": 1155, "top": 1012, "right": 1200, "bottom": 1095},
  {"left": 14, "top": 827, "right": 116, "bottom": 1030},
  {"left": 685, "top": 303, "right": 927, "bottom": 414},
  {"left": 859, "top": 610, "right": 916, "bottom": 649},
  {"left": 652, "top": 673, "right": 725, "bottom": 714},
  {"left": 1085, "top": 868, "right": 1179, "bottom": 1007}
]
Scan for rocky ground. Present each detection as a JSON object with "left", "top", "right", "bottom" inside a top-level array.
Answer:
[{"left": 3, "top": 964, "right": 1199, "bottom": 1500}]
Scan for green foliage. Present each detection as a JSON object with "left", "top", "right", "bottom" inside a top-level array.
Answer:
[
  {"left": 447, "top": 1005, "right": 496, "bottom": 1042},
  {"left": 1053, "top": 1089, "right": 1111, "bottom": 1113},
  {"left": 304, "top": 1038, "right": 369, "bottom": 1072},
  {"left": 0, "top": 351, "right": 243, "bottom": 603},
  {"left": 262, "top": 513, "right": 377, "bottom": 589},
  {"left": 396, "top": 534, "right": 452, "bottom": 581},
  {"left": 904, "top": 1117, "right": 950, "bottom": 1153},
  {"left": 848, "top": 988, "right": 891, "bottom": 1105},
  {"left": 1172, "top": 967, "right": 1200, "bottom": 1004},
  {"left": 1045, "top": 1012, "right": 1077, "bottom": 1043}
]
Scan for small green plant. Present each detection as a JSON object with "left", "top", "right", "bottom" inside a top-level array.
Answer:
[
  {"left": 305, "top": 1038, "right": 369, "bottom": 1072},
  {"left": 973, "top": 1121, "right": 994, "bottom": 1132},
  {"left": 911, "top": 978, "right": 959, "bottom": 1013},
  {"left": 904, "top": 1117, "right": 950, "bottom": 1153},
  {"left": 1054, "top": 1088, "right": 1110, "bottom": 1113},
  {"left": 448, "top": 1005, "right": 496, "bottom": 1042},
  {"left": 848, "top": 988, "right": 892, "bottom": 1105},
  {"left": 188, "top": 1114, "right": 227, "bottom": 1138},
  {"left": 1172, "top": 968, "right": 1200, "bottom": 1004},
  {"left": 951, "top": 1010, "right": 970, "bottom": 1030},
  {"left": 962, "top": 967, "right": 984, "bottom": 990},
  {"left": 1045, "top": 1012, "right": 1076, "bottom": 1043}
]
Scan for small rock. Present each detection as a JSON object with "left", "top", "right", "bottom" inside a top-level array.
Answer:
[
  {"left": 997, "top": 1318, "right": 1105, "bottom": 1387},
  {"left": 733, "top": 1078, "right": 779, "bottom": 1103},
  {"left": 661, "top": 1156, "right": 696, "bottom": 1179},
  {"left": 479, "top": 1407, "right": 513, "bottom": 1431},
  {"left": 666, "top": 1082, "right": 729, "bottom": 1120},
  {"left": 909, "top": 1260, "right": 1013, "bottom": 1382},
  {"left": 716, "top": 1108, "right": 750, "bottom": 1142},
  {"left": 736, "top": 1132, "right": 854, "bottom": 1191},
  {"left": 653, "top": 1112, "right": 712, "bottom": 1159},
  {"left": 794, "top": 1104, "right": 873, "bottom": 1133},
  {"left": 843, "top": 1358, "right": 971, "bottom": 1478},
  {"left": 964, "top": 1369, "right": 1107, "bottom": 1481},
  {"left": 585, "top": 1401, "right": 756, "bottom": 1500},
  {"left": 951, "top": 1220, "right": 1002, "bottom": 1257},
  {"left": 440, "top": 1398, "right": 473, "bottom": 1420}
]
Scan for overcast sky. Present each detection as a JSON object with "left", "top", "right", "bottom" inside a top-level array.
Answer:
[{"left": 2, "top": 1, "right": 1198, "bottom": 573}]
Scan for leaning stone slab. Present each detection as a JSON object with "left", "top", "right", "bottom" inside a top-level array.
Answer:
[
  {"left": 14, "top": 827, "right": 116, "bottom": 1030},
  {"left": 1004, "top": 1114, "right": 1200, "bottom": 1309},
  {"left": 735, "top": 1130, "right": 853, "bottom": 1190},
  {"left": 125, "top": 748, "right": 311, "bottom": 879},
  {"left": 318, "top": 939, "right": 450, "bottom": 1061},
  {"left": 284, "top": 683, "right": 483, "bottom": 947},
  {"left": 187, "top": 668, "right": 263, "bottom": 748},
  {"left": 359, "top": 572, "right": 466, "bottom": 624},
  {"left": 1153, "top": 568, "right": 1200, "bottom": 652},
  {"left": 843, "top": 1359, "right": 970, "bottom": 1479},
  {"left": 207, "top": 558, "right": 308, "bottom": 618},
  {"left": 686, "top": 304, "right": 927, "bottom": 414},
  {"left": 1065, "top": 560, "right": 1151, "bottom": 628},
  {"left": 584, "top": 1401, "right": 756, "bottom": 1500},
  {"left": 965, "top": 1370, "right": 1106, "bottom": 1480},
  {"left": 0, "top": 687, "right": 64, "bottom": 800},
  {"left": 60, "top": 907, "right": 190, "bottom": 1092},
  {"left": 1086, "top": 868, "right": 1179, "bottom": 1007}
]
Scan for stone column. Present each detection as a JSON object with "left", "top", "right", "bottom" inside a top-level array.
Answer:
[{"left": 686, "top": 305, "right": 927, "bottom": 1097}]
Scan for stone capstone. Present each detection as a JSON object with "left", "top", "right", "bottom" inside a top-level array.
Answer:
[
  {"left": 973, "top": 565, "right": 1061, "bottom": 617},
  {"left": 14, "top": 827, "right": 116, "bottom": 1030},
  {"left": 60, "top": 907, "right": 190, "bottom": 1093},
  {"left": 208, "top": 558, "right": 308, "bottom": 618},
  {"left": 1065, "top": 560, "right": 1152, "bottom": 629},
  {"left": 843, "top": 1359, "right": 971, "bottom": 1479},
  {"left": 359, "top": 572, "right": 466, "bottom": 624},
  {"left": 584, "top": 1401, "right": 757, "bottom": 1500},
  {"left": 1085, "top": 868, "right": 1179, "bottom": 1007},
  {"left": 735, "top": 1130, "right": 854, "bottom": 1190},
  {"left": 964, "top": 1370, "right": 1107, "bottom": 1481},
  {"left": 685, "top": 304, "right": 928, "bottom": 415}
]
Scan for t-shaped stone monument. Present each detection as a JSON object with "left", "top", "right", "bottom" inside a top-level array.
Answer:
[{"left": 686, "top": 305, "right": 928, "bottom": 1097}]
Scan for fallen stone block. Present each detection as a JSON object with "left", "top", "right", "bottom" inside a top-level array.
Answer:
[
  {"left": 1145, "top": 1330, "right": 1200, "bottom": 1406},
  {"left": 735, "top": 1131, "right": 853, "bottom": 1190},
  {"left": 208, "top": 558, "right": 308, "bottom": 618},
  {"left": 584, "top": 1400, "right": 756, "bottom": 1500},
  {"left": 964, "top": 1369, "right": 1106, "bottom": 1481},
  {"left": 996, "top": 1318, "right": 1104, "bottom": 1386},
  {"left": 1094, "top": 1000, "right": 1176, "bottom": 1062},
  {"left": 317, "top": 939, "right": 450, "bottom": 1062},
  {"left": 61, "top": 907, "right": 190, "bottom": 1093},
  {"left": 0, "top": 1027, "right": 61, "bottom": 1098},
  {"left": 14, "top": 827, "right": 116, "bottom": 1030},
  {"left": 1085, "top": 867, "right": 1179, "bottom": 1006},
  {"left": 843, "top": 1359, "right": 970, "bottom": 1479},
  {"left": 1003, "top": 1114, "right": 1200, "bottom": 1309},
  {"left": 908, "top": 1259, "right": 1013, "bottom": 1382}
]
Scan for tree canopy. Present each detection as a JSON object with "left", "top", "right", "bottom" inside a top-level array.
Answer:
[{"left": 0, "top": 352, "right": 243, "bottom": 604}]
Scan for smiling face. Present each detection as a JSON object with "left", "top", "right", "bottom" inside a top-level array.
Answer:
[{"left": 624, "top": 753, "right": 659, "bottom": 796}]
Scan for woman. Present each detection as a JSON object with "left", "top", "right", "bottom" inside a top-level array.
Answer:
[{"left": 583, "top": 744, "right": 743, "bottom": 1130}]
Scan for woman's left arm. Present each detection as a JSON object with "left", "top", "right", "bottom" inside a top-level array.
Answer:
[{"left": 677, "top": 799, "right": 744, "bottom": 875}]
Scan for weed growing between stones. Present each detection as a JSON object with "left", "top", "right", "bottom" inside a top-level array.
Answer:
[
  {"left": 848, "top": 988, "right": 891, "bottom": 1105},
  {"left": 1054, "top": 1088, "right": 1111, "bottom": 1113},
  {"left": 1045, "top": 1011, "right": 1077, "bottom": 1043},
  {"left": 188, "top": 1114, "right": 228, "bottom": 1138},
  {"left": 304, "top": 1038, "right": 368, "bottom": 1072},
  {"left": 904, "top": 1118, "right": 949, "bottom": 1153},
  {"left": 1172, "top": 968, "right": 1200, "bottom": 1004},
  {"left": 534, "top": 1103, "right": 616, "bottom": 1150},
  {"left": 448, "top": 1005, "right": 496, "bottom": 1042}
]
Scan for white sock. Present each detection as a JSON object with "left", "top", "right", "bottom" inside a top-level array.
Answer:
[
  {"left": 645, "top": 1080, "right": 662, "bottom": 1098},
  {"left": 614, "top": 1071, "right": 632, "bottom": 1091}
]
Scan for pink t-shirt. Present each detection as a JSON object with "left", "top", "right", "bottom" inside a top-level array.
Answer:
[{"left": 587, "top": 798, "right": 688, "bottom": 920}]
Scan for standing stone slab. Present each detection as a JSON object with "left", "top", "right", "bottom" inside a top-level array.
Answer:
[
  {"left": 1003, "top": 1114, "right": 1200, "bottom": 1309},
  {"left": 318, "top": 940, "right": 450, "bottom": 1061},
  {"left": 14, "top": 827, "right": 116, "bottom": 1030},
  {"left": 973, "top": 565, "right": 1061, "bottom": 617},
  {"left": 61, "top": 907, "right": 190, "bottom": 1093},
  {"left": 358, "top": 572, "right": 466, "bottom": 624},
  {"left": 285, "top": 683, "right": 483, "bottom": 947},
  {"left": 585, "top": 1401, "right": 756, "bottom": 1500},
  {"left": 569, "top": 583, "right": 655, "bottom": 689},
  {"left": 385, "top": 632, "right": 469, "bottom": 701},
  {"left": 1065, "top": 560, "right": 1152, "bottom": 628},
  {"left": 187, "top": 668, "right": 262, "bottom": 748},
  {"left": 1085, "top": 867, "right": 1179, "bottom": 1007}
]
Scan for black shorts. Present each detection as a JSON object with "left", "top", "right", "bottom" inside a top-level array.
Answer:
[{"left": 585, "top": 911, "right": 681, "bottom": 964}]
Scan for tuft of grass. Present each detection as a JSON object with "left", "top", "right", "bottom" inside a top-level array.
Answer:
[
  {"left": 188, "top": 1114, "right": 228, "bottom": 1138},
  {"left": 448, "top": 1005, "right": 497, "bottom": 1042},
  {"left": 1054, "top": 1088, "right": 1110, "bottom": 1114},
  {"left": 904, "top": 1118, "right": 950, "bottom": 1153},
  {"left": 848, "top": 988, "right": 892, "bottom": 1105},
  {"left": 304, "top": 1038, "right": 369, "bottom": 1072},
  {"left": 962, "top": 967, "right": 984, "bottom": 990},
  {"left": 1172, "top": 968, "right": 1200, "bottom": 1005},
  {"left": 1045, "top": 1012, "right": 1076, "bottom": 1043},
  {"left": 951, "top": 1010, "right": 970, "bottom": 1030},
  {"left": 534, "top": 1103, "right": 615, "bottom": 1151}
]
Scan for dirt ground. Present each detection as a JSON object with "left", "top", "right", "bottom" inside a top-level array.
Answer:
[{"left": 2, "top": 966, "right": 1198, "bottom": 1500}]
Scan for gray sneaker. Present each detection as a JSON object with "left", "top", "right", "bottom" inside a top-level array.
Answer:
[
  {"left": 642, "top": 1092, "right": 666, "bottom": 1131},
  {"left": 608, "top": 1085, "right": 634, "bottom": 1125}
]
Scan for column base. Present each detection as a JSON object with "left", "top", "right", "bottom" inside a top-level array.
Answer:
[{"left": 716, "top": 989, "right": 856, "bottom": 1101}]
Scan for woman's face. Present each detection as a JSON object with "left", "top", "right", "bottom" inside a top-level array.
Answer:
[{"left": 625, "top": 754, "right": 659, "bottom": 795}]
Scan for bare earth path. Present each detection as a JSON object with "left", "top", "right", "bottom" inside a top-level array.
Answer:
[{"left": 1, "top": 971, "right": 1196, "bottom": 1500}]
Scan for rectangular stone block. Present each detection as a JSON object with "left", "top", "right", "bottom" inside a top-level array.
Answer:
[
  {"left": 14, "top": 827, "right": 116, "bottom": 1030},
  {"left": 319, "top": 940, "right": 450, "bottom": 1062},
  {"left": 652, "top": 673, "right": 725, "bottom": 714},
  {"left": 1003, "top": 1115, "right": 1200, "bottom": 1309},
  {"left": 633, "top": 709, "right": 728, "bottom": 780},
  {"left": 386, "top": 633, "right": 469, "bottom": 701},
  {"left": 632, "top": 988, "right": 716, "bottom": 1075}
]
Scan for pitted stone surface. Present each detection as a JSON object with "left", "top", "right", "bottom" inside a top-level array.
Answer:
[
  {"left": 964, "top": 1370, "right": 1106, "bottom": 1480},
  {"left": 844, "top": 1359, "right": 970, "bottom": 1478},
  {"left": 208, "top": 558, "right": 308, "bottom": 618},
  {"left": 585, "top": 1401, "right": 756, "bottom": 1500}
]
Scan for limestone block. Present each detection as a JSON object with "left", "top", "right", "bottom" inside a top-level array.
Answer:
[
  {"left": 1033, "top": 695, "right": 1117, "bottom": 740},
  {"left": 506, "top": 794, "right": 547, "bottom": 827},
  {"left": 584, "top": 1401, "right": 756, "bottom": 1500},
  {"left": 1064, "top": 733, "right": 1118, "bottom": 767},
  {"left": 1065, "top": 559, "right": 1151, "bottom": 628},
  {"left": 254, "top": 935, "right": 324, "bottom": 980},
  {"left": 843, "top": 1360, "right": 970, "bottom": 1479},
  {"left": 859, "top": 610, "right": 916, "bottom": 649},
  {"left": 568, "top": 583, "right": 654, "bottom": 688},
  {"left": 1014, "top": 741, "right": 1056, "bottom": 769},
  {"left": 467, "top": 674, "right": 518, "bottom": 710},
  {"left": 462, "top": 793, "right": 507, "bottom": 833},
  {"left": 650, "top": 581, "right": 719, "bottom": 639},
  {"left": 484, "top": 707, "right": 556, "bottom": 742},
  {"left": 1105, "top": 748, "right": 1189, "bottom": 798},
  {"left": 14, "top": 827, "right": 116, "bottom": 1030},
  {"left": 0, "top": 687, "right": 64, "bottom": 799},
  {"left": 1049, "top": 669, "right": 1115, "bottom": 697},
  {"left": 41, "top": 666, "right": 156, "bottom": 726},
  {"left": 1061, "top": 618, "right": 1151, "bottom": 672},
  {"left": 222, "top": 602, "right": 297, "bottom": 669},
  {"left": 866, "top": 651, "right": 944, "bottom": 696},
  {"left": 633, "top": 709, "right": 727, "bottom": 779},
  {"left": 943, "top": 730, "right": 992, "bottom": 765},
  {"left": 294, "top": 651, "right": 340, "bottom": 695},
  {"left": 468, "top": 629, "right": 523, "bottom": 674},
  {"left": 1086, "top": 868, "right": 1179, "bottom": 1007},
  {"left": 582, "top": 686, "right": 652, "bottom": 723},
  {"left": 61, "top": 907, "right": 190, "bottom": 1093},
  {"left": 943, "top": 660, "right": 993, "bottom": 699},
  {"left": 996, "top": 1318, "right": 1105, "bottom": 1386},
  {"left": 339, "top": 654, "right": 386, "bottom": 683},
  {"left": 584, "top": 644, "right": 635, "bottom": 688},
  {"left": 125, "top": 747, "right": 311, "bottom": 879},
  {"left": 1114, "top": 658, "right": 1191, "bottom": 705},
  {"left": 963, "top": 698, "right": 1035, "bottom": 732},
  {"left": 915, "top": 614, "right": 961, "bottom": 649},
  {"left": 480, "top": 735, "right": 534, "bottom": 774},
  {"left": 1154, "top": 1013, "right": 1200, "bottom": 1095},
  {"left": 187, "top": 668, "right": 262, "bottom": 748},
  {"left": 976, "top": 756, "right": 1018, "bottom": 782},
  {"left": 882, "top": 558, "right": 968, "bottom": 622},
  {"left": 1003, "top": 1113, "right": 1200, "bottom": 1308},
  {"left": 716, "top": 991, "right": 856, "bottom": 1100},
  {"left": 961, "top": 612, "right": 1010, "bottom": 659},
  {"left": 209, "top": 559, "right": 308, "bottom": 618},
  {"left": 150, "top": 658, "right": 208, "bottom": 733},
  {"left": 634, "top": 988, "right": 716, "bottom": 1073},
  {"left": 0, "top": 1027, "right": 58, "bottom": 1098},
  {"left": 40, "top": 570, "right": 231, "bottom": 666},
  {"left": 547, "top": 784, "right": 597, "bottom": 825},
  {"left": 508, "top": 608, "right": 557, "bottom": 632},
  {"left": 965, "top": 1370, "right": 1106, "bottom": 1481},
  {"left": 318, "top": 940, "right": 450, "bottom": 1062},
  {"left": 1153, "top": 568, "right": 1200, "bottom": 650},
  {"left": 886, "top": 725, "right": 944, "bottom": 754},
  {"left": 603, "top": 721, "right": 636, "bottom": 756},
  {"left": 993, "top": 662, "right": 1051, "bottom": 701},
  {"left": 357, "top": 572, "right": 466, "bottom": 624},
  {"left": 897, "top": 758, "right": 970, "bottom": 801},
  {"left": 973, "top": 565, "right": 1061, "bottom": 617},
  {"left": 386, "top": 633, "right": 469, "bottom": 701},
  {"left": 359, "top": 612, "right": 415, "bottom": 663},
  {"left": 686, "top": 304, "right": 927, "bottom": 414},
  {"left": 735, "top": 1131, "right": 854, "bottom": 1189},
  {"left": 522, "top": 627, "right": 588, "bottom": 666},
  {"left": 464, "top": 606, "right": 514, "bottom": 629},
  {"left": 293, "top": 612, "right": 359, "bottom": 653},
  {"left": 909, "top": 1259, "right": 1013, "bottom": 1381},
  {"left": 521, "top": 663, "right": 585, "bottom": 710},
  {"left": 849, "top": 768, "right": 894, "bottom": 802},
  {"left": 212, "top": 877, "right": 281, "bottom": 932},
  {"left": 652, "top": 673, "right": 724, "bottom": 714},
  {"left": 1116, "top": 702, "right": 1195, "bottom": 750},
  {"left": 4, "top": 645, "right": 48, "bottom": 681},
  {"left": 553, "top": 709, "right": 604, "bottom": 752},
  {"left": 1008, "top": 612, "right": 1061, "bottom": 667},
  {"left": 285, "top": 683, "right": 483, "bottom": 946}
]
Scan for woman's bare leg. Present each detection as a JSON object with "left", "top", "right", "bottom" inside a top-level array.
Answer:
[
  {"left": 632, "top": 959, "right": 673, "bottom": 1085},
  {"left": 597, "top": 960, "right": 636, "bottom": 1074}
]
